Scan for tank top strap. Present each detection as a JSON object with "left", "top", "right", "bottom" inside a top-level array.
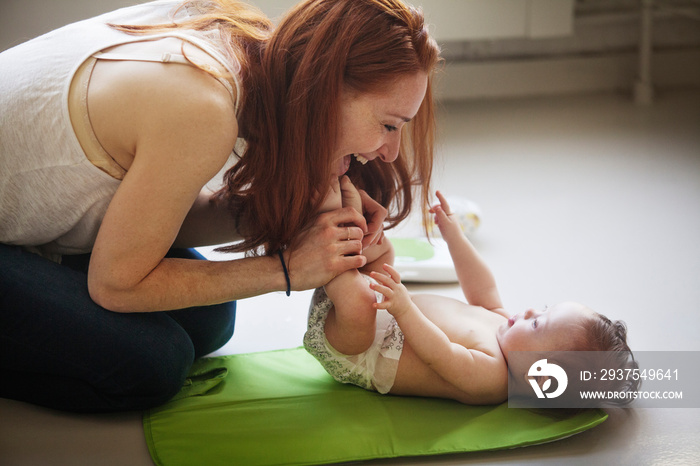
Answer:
[
  {"left": 91, "top": 48, "right": 239, "bottom": 114},
  {"left": 92, "top": 51, "right": 191, "bottom": 65}
]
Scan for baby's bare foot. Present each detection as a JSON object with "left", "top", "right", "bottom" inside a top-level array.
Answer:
[
  {"left": 340, "top": 175, "right": 362, "bottom": 213},
  {"left": 318, "top": 177, "right": 342, "bottom": 213}
]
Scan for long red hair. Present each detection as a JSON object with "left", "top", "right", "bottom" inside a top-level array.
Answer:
[
  {"left": 222, "top": 0, "right": 441, "bottom": 254},
  {"left": 113, "top": 0, "right": 441, "bottom": 255}
]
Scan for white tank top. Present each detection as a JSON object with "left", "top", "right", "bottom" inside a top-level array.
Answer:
[{"left": 0, "top": 0, "right": 241, "bottom": 258}]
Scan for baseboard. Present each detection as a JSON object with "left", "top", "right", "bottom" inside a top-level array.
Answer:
[{"left": 437, "top": 48, "right": 700, "bottom": 101}]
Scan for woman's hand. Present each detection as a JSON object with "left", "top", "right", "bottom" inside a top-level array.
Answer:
[
  {"left": 285, "top": 206, "right": 368, "bottom": 291},
  {"left": 290, "top": 176, "right": 387, "bottom": 291},
  {"left": 321, "top": 175, "right": 387, "bottom": 250}
]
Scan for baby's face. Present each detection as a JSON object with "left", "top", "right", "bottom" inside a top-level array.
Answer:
[{"left": 496, "top": 301, "right": 594, "bottom": 361}]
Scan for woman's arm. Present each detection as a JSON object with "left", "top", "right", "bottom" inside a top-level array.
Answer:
[{"left": 86, "top": 60, "right": 366, "bottom": 312}]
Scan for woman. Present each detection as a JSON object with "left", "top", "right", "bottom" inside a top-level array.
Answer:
[{"left": 0, "top": 0, "right": 440, "bottom": 412}]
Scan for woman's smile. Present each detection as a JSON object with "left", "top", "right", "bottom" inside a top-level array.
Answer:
[{"left": 332, "top": 71, "right": 428, "bottom": 176}]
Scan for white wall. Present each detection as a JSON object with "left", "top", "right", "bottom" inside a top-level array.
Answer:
[
  {"left": 2, "top": 0, "right": 697, "bottom": 101},
  {"left": 0, "top": 0, "right": 148, "bottom": 52},
  {"left": 1, "top": 0, "right": 574, "bottom": 51},
  {"left": 252, "top": 0, "right": 574, "bottom": 40}
]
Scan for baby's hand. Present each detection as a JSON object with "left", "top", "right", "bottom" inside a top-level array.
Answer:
[
  {"left": 370, "top": 264, "right": 413, "bottom": 318},
  {"left": 429, "top": 190, "right": 463, "bottom": 241},
  {"left": 340, "top": 175, "right": 362, "bottom": 213},
  {"left": 318, "top": 177, "right": 342, "bottom": 213}
]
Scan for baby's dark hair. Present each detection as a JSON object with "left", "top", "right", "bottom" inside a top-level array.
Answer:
[
  {"left": 587, "top": 313, "right": 632, "bottom": 352},
  {"left": 583, "top": 313, "right": 640, "bottom": 407},
  {"left": 531, "top": 312, "right": 639, "bottom": 417},
  {"left": 517, "top": 310, "right": 639, "bottom": 417}
]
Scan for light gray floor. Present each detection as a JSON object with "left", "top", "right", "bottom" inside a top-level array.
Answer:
[{"left": 2, "top": 89, "right": 699, "bottom": 466}]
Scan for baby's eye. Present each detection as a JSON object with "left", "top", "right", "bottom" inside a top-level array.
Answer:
[
  {"left": 532, "top": 319, "right": 538, "bottom": 329},
  {"left": 384, "top": 124, "right": 398, "bottom": 132}
]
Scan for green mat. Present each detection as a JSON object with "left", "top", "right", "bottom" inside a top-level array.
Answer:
[{"left": 143, "top": 347, "right": 607, "bottom": 466}]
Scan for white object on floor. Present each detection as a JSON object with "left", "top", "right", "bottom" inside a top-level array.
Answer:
[
  {"left": 391, "top": 237, "right": 458, "bottom": 283},
  {"left": 387, "top": 197, "right": 481, "bottom": 283},
  {"left": 427, "top": 196, "right": 482, "bottom": 239}
]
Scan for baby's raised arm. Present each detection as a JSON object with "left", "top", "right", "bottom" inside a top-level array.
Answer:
[{"left": 431, "top": 192, "right": 506, "bottom": 316}]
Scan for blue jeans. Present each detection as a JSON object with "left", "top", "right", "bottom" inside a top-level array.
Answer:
[{"left": 0, "top": 244, "right": 235, "bottom": 412}]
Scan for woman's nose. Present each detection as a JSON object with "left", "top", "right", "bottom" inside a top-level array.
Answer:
[{"left": 377, "top": 133, "right": 401, "bottom": 163}]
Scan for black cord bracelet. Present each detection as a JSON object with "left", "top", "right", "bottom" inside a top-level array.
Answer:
[{"left": 277, "top": 249, "right": 291, "bottom": 296}]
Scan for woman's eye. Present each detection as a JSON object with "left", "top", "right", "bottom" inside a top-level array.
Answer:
[{"left": 384, "top": 124, "right": 398, "bottom": 132}]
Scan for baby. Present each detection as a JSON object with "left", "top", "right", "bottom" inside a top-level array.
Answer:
[{"left": 304, "top": 177, "right": 637, "bottom": 405}]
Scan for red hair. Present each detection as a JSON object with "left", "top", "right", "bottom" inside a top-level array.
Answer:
[
  {"left": 112, "top": 0, "right": 441, "bottom": 255},
  {"left": 219, "top": 0, "right": 441, "bottom": 254},
  {"left": 110, "top": 1, "right": 272, "bottom": 86}
]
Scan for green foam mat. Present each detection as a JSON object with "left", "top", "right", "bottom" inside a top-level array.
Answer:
[{"left": 144, "top": 347, "right": 607, "bottom": 466}]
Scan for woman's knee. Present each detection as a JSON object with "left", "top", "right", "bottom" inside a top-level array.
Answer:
[
  {"left": 167, "top": 300, "right": 236, "bottom": 358},
  {"left": 96, "top": 321, "right": 197, "bottom": 411},
  {"left": 206, "top": 300, "right": 236, "bottom": 353}
]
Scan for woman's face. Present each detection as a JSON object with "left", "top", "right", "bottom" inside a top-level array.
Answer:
[{"left": 332, "top": 71, "right": 428, "bottom": 177}]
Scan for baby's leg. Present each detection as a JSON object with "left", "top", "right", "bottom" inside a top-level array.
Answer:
[
  {"left": 323, "top": 270, "right": 378, "bottom": 355},
  {"left": 320, "top": 176, "right": 378, "bottom": 354},
  {"left": 318, "top": 177, "right": 342, "bottom": 213}
]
